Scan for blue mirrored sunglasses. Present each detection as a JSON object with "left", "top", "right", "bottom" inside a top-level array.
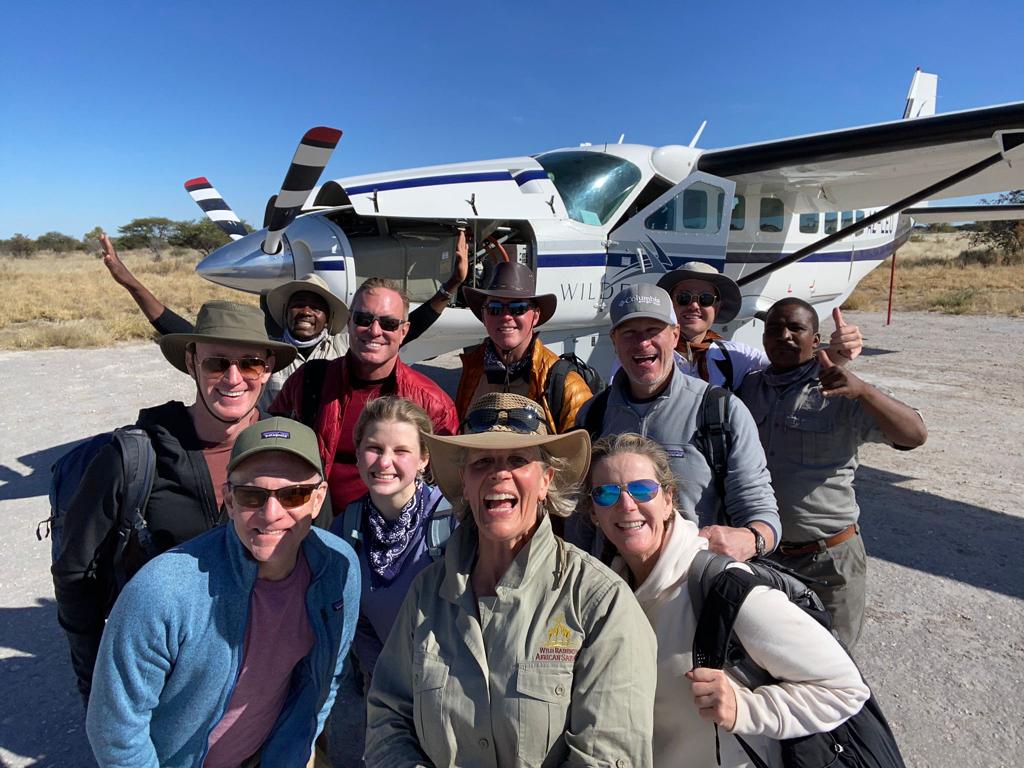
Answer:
[{"left": 590, "top": 479, "right": 661, "bottom": 507}]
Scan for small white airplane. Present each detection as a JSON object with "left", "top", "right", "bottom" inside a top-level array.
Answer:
[{"left": 189, "top": 70, "right": 1024, "bottom": 369}]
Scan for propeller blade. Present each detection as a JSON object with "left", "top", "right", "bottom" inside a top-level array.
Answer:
[
  {"left": 262, "top": 126, "right": 343, "bottom": 255},
  {"left": 184, "top": 177, "right": 247, "bottom": 241}
]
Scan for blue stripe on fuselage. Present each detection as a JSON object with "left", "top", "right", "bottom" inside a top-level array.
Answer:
[
  {"left": 344, "top": 171, "right": 513, "bottom": 196},
  {"left": 314, "top": 260, "right": 345, "bottom": 271}
]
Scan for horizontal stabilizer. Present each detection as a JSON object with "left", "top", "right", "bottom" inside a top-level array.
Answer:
[{"left": 905, "top": 204, "right": 1024, "bottom": 223}]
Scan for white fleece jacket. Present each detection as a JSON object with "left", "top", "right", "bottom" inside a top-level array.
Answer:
[{"left": 615, "top": 513, "right": 869, "bottom": 768}]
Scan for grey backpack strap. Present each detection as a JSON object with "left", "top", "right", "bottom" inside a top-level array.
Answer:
[
  {"left": 341, "top": 500, "right": 363, "bottom": 551},
  {"left": 425, "top": 487, "right": 455, "bottom": 560},
  {"left": 687, "top": 549, "right": 735, "bottom": 623}
]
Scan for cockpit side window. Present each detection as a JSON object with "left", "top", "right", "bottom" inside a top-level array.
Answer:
[{"left": 536, "top": 151, "right": 642, "bottom": 226}]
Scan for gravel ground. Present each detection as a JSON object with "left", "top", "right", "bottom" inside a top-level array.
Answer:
[{"left": 0, "top": 310, "right": 1021, "bottom": 767}]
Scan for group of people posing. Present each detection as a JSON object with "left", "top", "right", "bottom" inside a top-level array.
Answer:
[{"left": 52, "top": 234, "right": 926, "bottom": 767}]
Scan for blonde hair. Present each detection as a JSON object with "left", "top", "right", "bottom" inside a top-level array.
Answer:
[
  {"left": 584, "top": 432, "right": 678, "bottom": 516},
  {"left": 353, "top": 396, "right": 433, "bottom": 456},
  {"left": 353, "top": 277, "right": 410, "bottom": 319}
]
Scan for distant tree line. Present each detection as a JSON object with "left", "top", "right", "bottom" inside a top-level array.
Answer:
[{"left": 0, "top": 217, "right": 252, "bottom": 260}]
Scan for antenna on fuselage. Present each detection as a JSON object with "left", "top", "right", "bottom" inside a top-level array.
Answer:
[
  {"left": 617, "top": 134, "right": 625, "bottom": 144},
  {"left": 688, "top": 120, "right": 707, "bottom": 148}
]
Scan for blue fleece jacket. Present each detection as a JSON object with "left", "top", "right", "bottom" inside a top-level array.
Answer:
[{"left": 85, "top": 524, "right": 360, "bottom": 768}]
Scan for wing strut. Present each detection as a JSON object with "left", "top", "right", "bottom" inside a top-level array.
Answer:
[{"left": 736, "top": 150, "right": 1008, "bottom": 287}]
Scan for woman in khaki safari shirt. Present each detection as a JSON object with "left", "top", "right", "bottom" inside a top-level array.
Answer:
[{"left": 364, "top": 392, "right": 657, "bottom": 767}]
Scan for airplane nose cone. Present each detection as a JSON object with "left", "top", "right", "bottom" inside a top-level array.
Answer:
[{"left": 195, "top": 232, "right": 294, "bottom": 292}]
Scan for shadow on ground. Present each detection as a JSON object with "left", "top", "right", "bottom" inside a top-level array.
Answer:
[
  {"left": 0, "top": 599, "right": 94, "bottom": 767},
  {"left": 0, "top": 441, "right": 85, "bottom": 503},
  {"left": 857, "top": 464, "right": 1022, "bottom": 599}
]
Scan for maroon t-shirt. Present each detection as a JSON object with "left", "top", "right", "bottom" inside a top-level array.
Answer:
[{"left": 203, "top": 553, "right": 314, "bottom": 767}]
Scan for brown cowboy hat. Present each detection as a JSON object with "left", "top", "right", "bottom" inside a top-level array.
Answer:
[
  {"left": 159, "top": 301, "right": 297, "bottom": 374},
  {"left": 266, "top": 273, "right": 349, "bottom": 336},
  {"left": 422, "top": 392, "right": 590, "bottom": 502},
  {"left": 463, "top": 262, "right": 557, "bottom": 326},
  {"left": 656, "top": 261, "right": 742, "bottom": 324}
]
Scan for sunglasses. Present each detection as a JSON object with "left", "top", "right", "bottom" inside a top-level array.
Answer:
[
  {"left": 485, "top": 300, "right": 534, "bottom": 317},
  {"left": 673, "top": 291, "right": 718, "bottom": 308},
  {"left": 198, "top": 356, "right": 269, "bottom": 381},
  {"left": 462, "top": 407, "right": 543, "bottom": 435},
  {"left": 229, "top": 483, "right": 320, "bottom": 509},
  {"left": 590, "top": 479, "right": 661, "bottom": 507},
  {"left": 352, "top": 311, "right": 405, "bottom": 332}
]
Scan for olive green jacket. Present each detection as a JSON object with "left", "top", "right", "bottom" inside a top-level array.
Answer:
[{"left": 365, "top": 515, "right": 657, "bottom": 767}]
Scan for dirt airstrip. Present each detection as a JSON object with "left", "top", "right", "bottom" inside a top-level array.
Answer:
[{"left": 0, "top": 310, "right": 1021, "bottom": 767}]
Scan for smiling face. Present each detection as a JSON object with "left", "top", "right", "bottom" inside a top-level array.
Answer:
[
  {"left": 589, "top": 452, "right": 673, "bottom": 573},
  {"left": 611, "top": 317, "right": 680, "bottom": 399},
  {"left": 481, "top": 300, "right": 539, "bottom": 360},
  {"left": 763, "top": 302, "right": 820, "bottom": 371},
  {"left": 669, "top": 278, "right": 718, "bottom": 342},
  {"left": 356, "top": 419, "right": 428, "bottom": 510},
  {"left": 225, "top": 452, "right": 326, "bottom": 580},
  {"left": 286, "top": 290, "right": 330, "bottom": 341},
  {"left": 348, "top": 287, "right": 409, "bottom": 377},
  {"left": 187, "top": 341, "right": 274, "bottom": 423},
  {"left": 461, "top": 447, "right": 553, "bottom": 551}
]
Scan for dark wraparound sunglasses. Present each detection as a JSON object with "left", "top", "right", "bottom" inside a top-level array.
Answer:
[
  {"left": 590, "top": 479, "right": 661, "bottom": 507},
  {"left": 198, "top": 356, "right": 269, "bottom": 381},
  {"left": 674, "top": 290, "right": 718, "bottom": 308},
  {"left": 229, "top": 483, "right": 320, "bottom": 509},
  {"left": 462, "top": 406, "right": 543, "bottom": 435},
  {"left": 485, "top": 300, "right": 534, "bottom": 317},
  {"left": 352, "top": 311, "right": 405, "bottom": 332}
]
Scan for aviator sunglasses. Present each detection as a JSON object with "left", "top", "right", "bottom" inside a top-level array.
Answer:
[
  {"left": 229, "top": 483, "right": 320, "bottom": 509},
  {"left": 673, "top": 290, "right": 718, "bottom": 308},
  {"left": 485, "top": 300, "right": 534, "bottom": 317},
  {"left": 352, "top": 310, "right": 405, "bottom": 332},
  {"left": 462, "top": 406, "right": 543, "bottom": 435},
  {"left": 197, "top": 355, "right": 269, "bottom": 381},
  {"left": 590, "top": 479, "right": 661, "bottom": 507}
]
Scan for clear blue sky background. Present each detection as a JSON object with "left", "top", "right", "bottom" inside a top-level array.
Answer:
[{"left": 2, "top": 0, "right": 1021, "bottom": 239}]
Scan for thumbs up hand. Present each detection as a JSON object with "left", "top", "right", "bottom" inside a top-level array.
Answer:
[
  {"left": 818, "top": 348, "right": 866, "bottom": 398},
  {"left": 825, "top": 306, "right": 863, "bottom": 364}
]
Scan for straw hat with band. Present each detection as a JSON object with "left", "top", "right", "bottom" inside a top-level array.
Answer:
[
  {"left": 656, "top": 261, "right": 742, "bottom": 324},
  {"left": 159, "top": 301, "right": 297, "bottom": 374},
  {"left": 463, "top": 262, "right": 557, "bottom": 327},
  {"left": 266, "top": 273, "right": 349, "bottom": 336},
  {"left": 422, "top": 392, "right": 590, "bottom": 502}
]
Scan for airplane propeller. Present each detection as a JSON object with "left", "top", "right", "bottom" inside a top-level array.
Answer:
[
  {"left": 183, "top": 177, "right": 247, "bottom": 241},
  {"left": 261, "top": 126, "right": 343, "bottom": 256}
]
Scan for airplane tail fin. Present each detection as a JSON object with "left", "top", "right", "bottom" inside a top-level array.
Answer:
[{"left": 903, "top": 69, "right": 938, "bottom": 119}]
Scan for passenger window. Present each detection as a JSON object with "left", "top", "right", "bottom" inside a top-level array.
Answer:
[
  {"left": 855, "top": 210, "right": 865, "bottom": 236},
  {"left": 824, "top": 212, "right": 838, "bottom": 234},
  {"left": 759, "top": 198, "right": 784, "bottom": 233},
  {"left": 644, "top": 182, "right": 724, "bottom": 234},
  {"left": 841, "top": 211, "right": 854, "bottom": 228},
  {"left": 799, "top": 213, "right": 819, "bottom": 234},
  {"left": 682, "top": 188, "right": 708, "bottom": 229},
  {"left": 730, "top": 195, "right": 745, "bottom": 231}
]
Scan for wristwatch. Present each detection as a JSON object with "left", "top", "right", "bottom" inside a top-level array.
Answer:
[{"left": 746, "top": 525, "right": 766, "bottom": 558}]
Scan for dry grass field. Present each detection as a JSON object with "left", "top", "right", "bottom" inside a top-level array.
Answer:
[
  {"left": 2, "top": 233, "right": 1021, "bottom": 350},
  {"left": 0, "top": 250, "right": 257, "bottom": 349},
  {"left": 843, "top": 233, "right": 1024, "bottom": 316}
]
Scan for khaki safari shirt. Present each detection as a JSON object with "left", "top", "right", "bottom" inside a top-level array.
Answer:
[{"left": 365, "top": 514, "right": 656, "bottom": 767}]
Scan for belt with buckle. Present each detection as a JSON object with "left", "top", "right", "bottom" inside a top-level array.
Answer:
[{"left": 778, "top": 524, "right": 859, "bottom": 556}]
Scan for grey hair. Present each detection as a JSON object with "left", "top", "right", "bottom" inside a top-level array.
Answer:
[{"left": 450, "top": 446, "right": 579, "bottom": 521}]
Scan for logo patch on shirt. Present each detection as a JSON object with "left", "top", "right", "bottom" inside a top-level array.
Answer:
[
  {"left": 535, "top": 615, "right": 581, "bottom": 662},
  {"left": 261, "top": 430, "right": 290, "bottom": 439}
]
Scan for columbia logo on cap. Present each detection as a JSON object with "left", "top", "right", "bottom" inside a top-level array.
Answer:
[{"left": 261, "top": 430, "right": 290, "bottom": 439}]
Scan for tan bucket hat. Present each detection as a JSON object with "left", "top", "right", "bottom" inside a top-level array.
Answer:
[
  {"left": 265, "top": 273, "right": 349, "bottom": 335},
  {"left": 656, "top": 261, "right": 742, "bottom": 324},
  {"left": 463, "top": 262, "right": 557, "bottom": 326},
  {"left": 159, "top": 301, "right": 297, "bottom": 374},
  {"left": 422, "top": 392, "right": 590, "bottom": 501}
]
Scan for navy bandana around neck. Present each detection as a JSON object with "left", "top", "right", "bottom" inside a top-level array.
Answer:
[{"left": 364, "top": 481, "right": 431, "bottom": 587}]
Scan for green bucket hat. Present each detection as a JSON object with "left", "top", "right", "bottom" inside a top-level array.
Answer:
[
  {"left": 227, "top": 417, "right": 324, "bottom": 476},
  {"left": 159, "top": 300, "right": 297, "bottom": 374}
]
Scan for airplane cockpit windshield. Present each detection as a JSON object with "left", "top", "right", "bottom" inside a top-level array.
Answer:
[{"left": 536, "top": 151, "right": 642, "bottom": 226}]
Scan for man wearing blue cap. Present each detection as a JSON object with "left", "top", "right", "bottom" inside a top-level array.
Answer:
[{"left": 86, "top": 418, "right": 359, "bottom": 768}]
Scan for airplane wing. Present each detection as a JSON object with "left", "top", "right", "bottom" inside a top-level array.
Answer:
[
  {"left": 696, "top": 102, "right": 1024, "bottom": 211},
  {"left": 905, "top": 204, "right": 1024, "bottom": 223}
]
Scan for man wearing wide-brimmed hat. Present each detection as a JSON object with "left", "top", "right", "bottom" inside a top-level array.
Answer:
[
  {"left": 656, "top": 261, "right": 862, "bottom": 391},
  {"left": 53, "top": 300, "right": 305, "bottom": 705},
  {"left": 366, "top": 392, "right": 656, "bottom": 766},
  {"left": 455, "top": 261, "right": 594, "bottom": 433}
]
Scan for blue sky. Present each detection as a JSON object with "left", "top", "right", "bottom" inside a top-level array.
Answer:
[{"left": 2, "top": 0, "right": 1022, "bottom": 239}]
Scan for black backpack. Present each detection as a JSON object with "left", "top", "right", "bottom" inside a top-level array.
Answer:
[
  {"left": 544, "top": 353, "right": 605, "bottom": 426},
  {"left": 688, "top": 549, "right": 907, "bottom": 768},
  {"left": 338, "top": 486, "right": 455, "bottom": 561},
  {"left": 39, "top": 427, "right": 159, "bottom": 597}
]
